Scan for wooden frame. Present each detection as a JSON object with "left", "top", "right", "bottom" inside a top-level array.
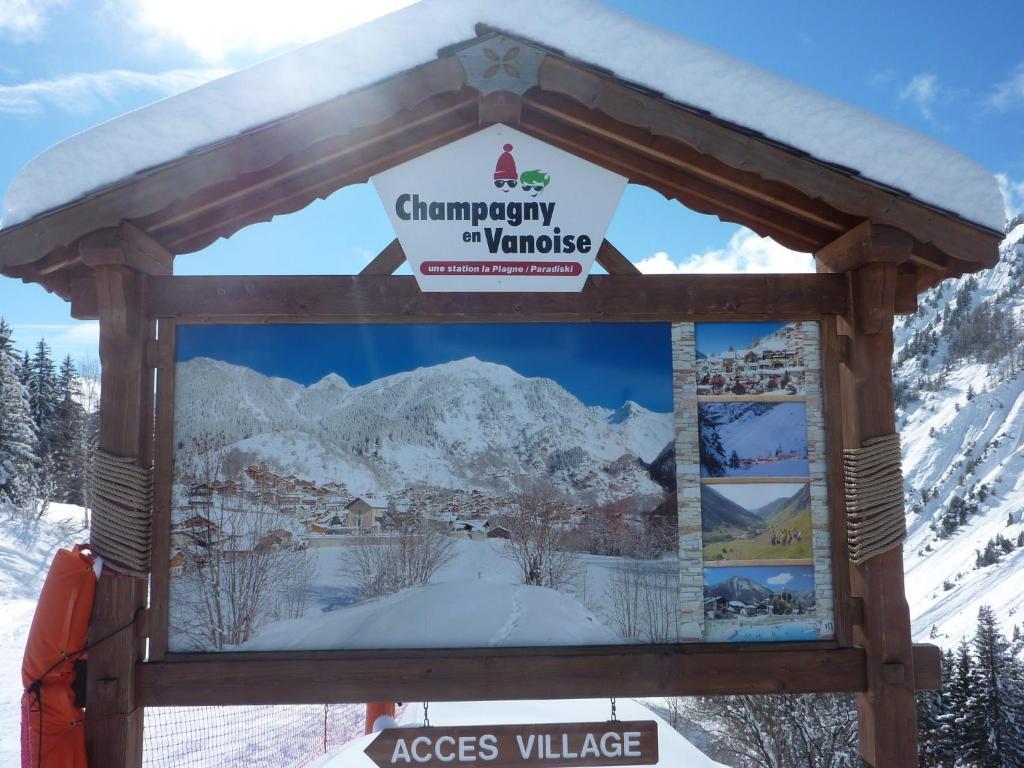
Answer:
[
  {"left": 139, "top": 272, "right": 902, "bottom": 704},
  {"left": 0, "top": 22, "right": 985, "bottom": 765}
]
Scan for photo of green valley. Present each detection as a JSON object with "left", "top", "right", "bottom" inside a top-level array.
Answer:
[{"left": 700, "top": 482, "right": 811, "bottom": 563}]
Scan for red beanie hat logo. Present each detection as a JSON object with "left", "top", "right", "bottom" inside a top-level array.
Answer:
[{"left": 493, "top": 143, "right": 518, "bottom": 191}]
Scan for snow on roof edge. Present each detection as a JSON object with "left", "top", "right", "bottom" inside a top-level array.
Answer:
[{"left": 0, "top": 0, "right": 1005, "bottom": 233}]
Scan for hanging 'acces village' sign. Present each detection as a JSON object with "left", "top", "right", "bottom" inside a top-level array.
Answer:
[
  {"left": 363, "top": 721, "right": 659, "bottom": 768},
  {"left": 372, "top": 124, "right": 627, "bottom": 291}
]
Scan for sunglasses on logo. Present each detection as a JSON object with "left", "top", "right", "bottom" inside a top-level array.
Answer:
[
  {"left": 522, "top": 184, "right": 544, "bottom": 193},
  {"left": 494, "top": 179, "right": 518, "bottom": 189}
]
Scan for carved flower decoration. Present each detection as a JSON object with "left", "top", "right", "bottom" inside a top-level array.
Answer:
[{"left": 483, "top": 46, "right": 521, "bottom": 79}]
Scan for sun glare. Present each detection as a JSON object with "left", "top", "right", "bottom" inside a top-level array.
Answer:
[{"left": 129, "top": 0, "right": 419, "bottom": 61}]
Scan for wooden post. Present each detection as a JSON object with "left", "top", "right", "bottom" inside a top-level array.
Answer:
[
  {"left": 85, "top": 263, "right": 150, "bottom": 767},
  {"left": 840, "top": 261, "right": 919, "bottom": 766}
]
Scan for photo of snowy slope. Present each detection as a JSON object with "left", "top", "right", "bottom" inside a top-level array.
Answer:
[
  {"left": 695, "top": 322, "right": 805, "bottom": 398},
  {"left": 167, "top": 323, "right": 680, "bottom": 652},
  {"left": 698, "top": 402, "right": 809, "bottom": 478}
]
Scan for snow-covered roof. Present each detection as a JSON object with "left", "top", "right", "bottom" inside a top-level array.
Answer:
[{"left": 0, "top": 0, "right": 1004, "bottom": 232}]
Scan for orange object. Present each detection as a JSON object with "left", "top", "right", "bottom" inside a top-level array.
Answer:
[
  {"left": 21, "top": 545, "right": 96, "bottom": 768},
  {"left": 364, "top": 702, "right": 397, "bottom": 735}
]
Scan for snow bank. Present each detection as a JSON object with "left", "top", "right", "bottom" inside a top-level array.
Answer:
[
  {"left": 1, "top": 0, "right": 1002, "bottom": 231},
  {"left": 309, "top": 698, "right": 730, "bottom": 768}
]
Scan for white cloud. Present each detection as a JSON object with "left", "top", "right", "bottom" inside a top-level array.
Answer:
[
  {"left": 119, "top": 0, "right": 417, "bottom": 61},
  {"left": 997, "top": 173, "right": 1024, "bottom": 224},
  {"left": 899, "top": 73, "right": 939, "bottom": 121},
  {"left": 12, "top": 322, "right": 99, "bottom": 364},
  {"left": 0, "top": 68, "right": 230, "bottom": 115},
  {"left": 989, "top": 63, "right": 1024, "bottom": 112},
  {"left": 635, "top": 227, "right": 814, "bottom": 275},
  {"left": 0, "top": 0, "right": 66, "bottom": 41},
  {"left": 767, "top": 572, "right": 793, "bottom": 586}
]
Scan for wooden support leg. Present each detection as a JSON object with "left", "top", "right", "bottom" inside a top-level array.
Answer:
[
  {"left": 842, "top": 263, "right": 919, "bottom": 766},
  {"left": 86, "top": 265, "right": 150, "bottom": 768}
]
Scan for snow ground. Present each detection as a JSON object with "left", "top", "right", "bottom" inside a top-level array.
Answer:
[
  {"left": 308, "top": 698, "right": 730, "bottom": 768},
  {"left": 220, "top": 538, "right": 675, "bottom": 652},
  {"left": 0, "top": 504, "right": 89, "bottom": 766},
  {"left": 1, "top": 0, "right": 1001, "bottom": 231}
]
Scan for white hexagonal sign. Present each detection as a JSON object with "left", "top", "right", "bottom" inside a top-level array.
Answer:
[{"left": 372, "top": 124, "right": 627, "bottom": 292}]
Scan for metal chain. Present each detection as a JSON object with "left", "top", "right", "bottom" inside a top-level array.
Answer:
[
  {"left": 609, "top": 697, "right": 618, "bottom": 722},
  {"left": 423, "top": 701, "right": 431, "bottom": 728}
]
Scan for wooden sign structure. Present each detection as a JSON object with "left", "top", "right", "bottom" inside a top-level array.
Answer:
[
  {"left": 364, "top": 722, "right": 658, "bottom": 768},
  {"left": 0, "top": 16, "right": 1003, "bottom": 768}
]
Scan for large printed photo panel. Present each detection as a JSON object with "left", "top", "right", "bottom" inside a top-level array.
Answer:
[{"left": 166, "top": 323, "right": 680, "bottom": 652}]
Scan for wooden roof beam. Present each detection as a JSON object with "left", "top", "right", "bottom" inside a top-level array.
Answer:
[
  {"left": 524, "top": 89, "right": 857, "bottom": 237},
  {"left": 536, "top": 54, "right": 1001, "bottom": 270},
  {"left": 522, "top": 108, "right": 832, "bottom": 252},
  {"left": 595, "top": 240, "right": 641, "bottom": 275},
  {"left": 478, "top": 91, "right": 522, "bottom": 127},
  {"left": 79, "top": 221, "right": 173, "bottom": 275},
  {"left": 814, "top": 221, "right": 913, "bottom": 273},
  {"left": 359, "top": 239, "right": 406, "bottom": 275},
  {"left": 155, "top": 94, "right": 479, "bottom": 255}
]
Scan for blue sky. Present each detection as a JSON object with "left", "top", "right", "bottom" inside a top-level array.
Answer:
[
  {"left": 695, "top": 322, "right": 789, "bottom": 357},
  {"left": 177, "top": 322, "right": 673, "bottom": 412},
  {"left": 2, "top": 1, "right": 1024, "bottom": 364}
]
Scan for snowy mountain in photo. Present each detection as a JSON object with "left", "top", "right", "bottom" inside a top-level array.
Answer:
[
  {"left": 698, "top": 402, "right": 808, "bottom": 477},
  {"left": 174, "top": 356, "right": 672, "bottom": 503},
  {"left": 895, "top": 219, "right": 1024, "bottom": 646}
]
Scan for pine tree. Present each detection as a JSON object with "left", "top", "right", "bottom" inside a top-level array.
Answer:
[
  {"left": 1003, "top": 650, "right": 1024, "bottom": 768},
  {"left": 972, "top": 606, "right": 1023, "bottom": 767},
  {"left": 918, "top": 687, "right": 953, "bottom": 767},
  {"left": 948, "top": 639, "right": 986, "bottom": 762},
  {"left": 17, "top": 349, "right": 30, "bottom": 388},
  {"left": 27, "top": 339, "right": 60, "bottom": 508},
  {"left": 49, "top": 356, "right": 87, "bottom": 505},
  {"left": 28, "top": 340, "right": 59, "bottom": 441},
  {"left": 0, "top": 320, "right": 38, "bottom": 510}
]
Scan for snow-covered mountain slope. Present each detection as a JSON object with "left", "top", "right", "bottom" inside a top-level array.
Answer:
[
  {"left": 896, "top": 220, "right": 1024, "bottom": 646},
  {"left": 175, "top": 356, "right": 672, "bottom": 503}
]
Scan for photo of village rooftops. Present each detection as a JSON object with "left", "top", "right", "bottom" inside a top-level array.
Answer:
[
  {"left": 171, "top": 464, "right": 523, "bottom": 576},
  {"left": 695, "top": 322, "right": 805, "bottom": 398},
  {"left": 703, "top": 565, "right": 818, "bottom": 642}
]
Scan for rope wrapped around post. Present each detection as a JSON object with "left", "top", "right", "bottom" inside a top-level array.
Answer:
[
  {"left": 87, "top": 449, "right": 153, "bottom": 577},
  {"left": 843, "top": 433, "right": 906, "bottom": 565}
]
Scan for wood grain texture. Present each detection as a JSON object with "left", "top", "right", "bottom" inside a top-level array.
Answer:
[
  {"left": 842, "top": 266, "right": 919, "bottom": 766},
  {"left": 360, "top": 239, "right": 407, "bottom": 276},
  {"left": 0, "top": 58, "right": 469, "bottom": 268},
  {"left": 126, "top": 274, "right": 848, "bottom": 322},
  {"left": 87, "top": 265, "right": 150, "bottom": 768},
  {"left": 535, "top": 55, "right": 1000, "bottom": 268},
  {"left": 134, "top": 644, "right": 941, "bottom": 705},
  {"left": 594, "top": 241, "right": 641, "bottom": 275},
  {"left": 814, "top": 221, "right": 913, "bottom": 273},
  {"left": 0, "top": 40, "right": 998, "bottom": 293},
  {"left": 147, "top": 320, "right": 176, "bottom": 661}
]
